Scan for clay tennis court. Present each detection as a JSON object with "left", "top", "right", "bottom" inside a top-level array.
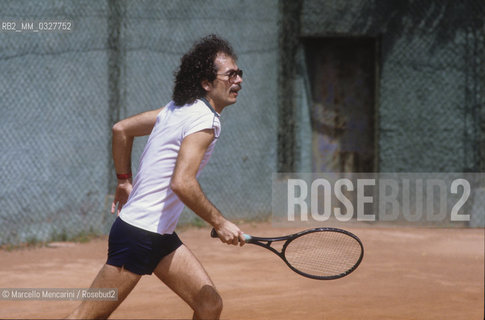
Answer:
[{"left": 0, "top": 222, "right": 483, "bottom": 319}]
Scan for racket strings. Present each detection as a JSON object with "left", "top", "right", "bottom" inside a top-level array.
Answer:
[{"left": 284, "top": 231, "right": 362, "bottom": 278}]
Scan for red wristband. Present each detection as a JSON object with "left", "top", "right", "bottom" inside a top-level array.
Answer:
[{"left": 116, "top": 173, "right": 132, "bottom": 180}]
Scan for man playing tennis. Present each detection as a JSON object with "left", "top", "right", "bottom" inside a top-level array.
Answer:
[{"left": 67, "top": 34, "right": 245, "bottom": 320}]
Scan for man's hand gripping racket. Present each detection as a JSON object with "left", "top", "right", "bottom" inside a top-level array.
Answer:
[{"left": 211, "top": 227, "right": 364, "bottom": 280}]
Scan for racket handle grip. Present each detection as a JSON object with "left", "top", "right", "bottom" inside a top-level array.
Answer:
[{"left": 210, "top": 228, "right": 251, "bottom": 241}]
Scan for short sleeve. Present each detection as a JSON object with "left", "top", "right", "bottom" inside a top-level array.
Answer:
[{"left": 183, "top": 112, "right": 221, "bottom": 139}]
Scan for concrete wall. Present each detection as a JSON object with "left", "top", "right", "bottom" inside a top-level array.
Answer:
[{"left": 299, "top": 0, "right": 483, "bottom": 172}]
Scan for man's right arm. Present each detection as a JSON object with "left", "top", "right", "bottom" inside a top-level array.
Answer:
[
  {"left": 171, "top": 129, "right": 245, "bottom": 246},
  {"left": 111, "top": 107, "right": 164, "bottom": 214}
]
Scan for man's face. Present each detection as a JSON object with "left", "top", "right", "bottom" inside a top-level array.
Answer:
[{"left": 204, "top": 52, "right": 243, "bottom": 112}]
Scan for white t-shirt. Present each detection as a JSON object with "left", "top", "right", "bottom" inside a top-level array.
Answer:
[{"left": 119, "top": 98, "right": 221, "bottom": 234}]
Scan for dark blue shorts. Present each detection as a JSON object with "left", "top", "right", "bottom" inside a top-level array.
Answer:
[{"left": 106, "top": 217, "right": 183, "bottom": 275}]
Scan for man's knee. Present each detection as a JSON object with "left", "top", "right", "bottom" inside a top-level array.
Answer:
[{"left": 194, "top": 285, "right": 223, "bottom": 318}]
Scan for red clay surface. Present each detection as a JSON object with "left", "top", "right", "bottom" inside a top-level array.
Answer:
[{"left": 0, "top": 223, "right": 483, "bottom": 319}]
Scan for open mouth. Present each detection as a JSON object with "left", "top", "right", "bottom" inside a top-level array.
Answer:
[{"left": 230, "top": 85, "right": 241, "bottom": 96}]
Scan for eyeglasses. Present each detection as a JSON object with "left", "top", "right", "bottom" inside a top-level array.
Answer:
[{"left": 216, "top": 69, "right": 243, "bottom": 83}]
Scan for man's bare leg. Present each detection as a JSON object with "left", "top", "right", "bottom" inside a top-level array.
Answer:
[
  {"left": 66, "top": 264, "right": 141, "bottom": 319},
  {"left": 153, "top": 245, "right": 222, "bottom": 320}
]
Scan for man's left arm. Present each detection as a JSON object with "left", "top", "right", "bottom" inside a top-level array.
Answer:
[{"left": 111, "top": 107, "right": 164, "bottom": 214}]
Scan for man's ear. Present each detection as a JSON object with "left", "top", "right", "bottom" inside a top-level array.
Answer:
[{"left": 201, "top": 79, "right": 212, "bottom": 92}]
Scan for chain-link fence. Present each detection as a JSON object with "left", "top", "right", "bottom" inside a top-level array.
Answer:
[
  {"left": 0, "top": 0, "right": 279, "bottom": 245},
  {"left": 288, "top": 0, "right": 484, "bottom": 226},
  {"left": 296, "top": 0, "right": 484, "bottom": 173},
  {"left": 1, "top": 0, "right": 483, "bottom": 246}
]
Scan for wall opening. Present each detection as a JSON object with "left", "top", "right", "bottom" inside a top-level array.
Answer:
[{"left": 304, "top": 37, "right": 377, "bottom": 172}]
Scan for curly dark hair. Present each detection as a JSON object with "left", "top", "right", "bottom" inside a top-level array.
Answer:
[{"left": 172, "top": 34, "right": 237, "bottom": 106}]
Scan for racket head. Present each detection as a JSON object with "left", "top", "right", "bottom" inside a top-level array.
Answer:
[{"left": 281, "top": 228, "right": 364, "bottom": 280}]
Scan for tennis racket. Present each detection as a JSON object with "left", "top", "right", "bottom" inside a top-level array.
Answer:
[{"left": 211, "top": 227, "right": 364, "bottom": 280}]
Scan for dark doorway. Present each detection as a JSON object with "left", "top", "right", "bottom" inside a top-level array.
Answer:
[{"left": 304, "top": 38, "right": 376, "bottom": 172}]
